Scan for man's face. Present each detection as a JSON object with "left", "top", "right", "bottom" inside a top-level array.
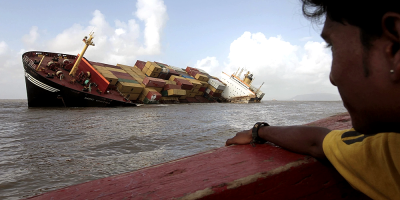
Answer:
[{"left": 321, "top": 17, "right": 395, "bottom": 133}]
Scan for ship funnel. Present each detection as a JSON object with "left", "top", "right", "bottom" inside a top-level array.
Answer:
[{"left": 243, "top": 71, "right": 253, "bottom": 85}]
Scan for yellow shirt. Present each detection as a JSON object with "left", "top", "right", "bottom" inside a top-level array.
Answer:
[{"left": 323, "top": 129, "right": 400, "bottom": 200}]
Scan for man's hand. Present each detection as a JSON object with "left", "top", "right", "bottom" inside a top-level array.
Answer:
[{"left": 225, "top": 129, "right": 253, "bottom": 146}]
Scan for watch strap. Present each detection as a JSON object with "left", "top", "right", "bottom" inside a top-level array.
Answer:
[{"left": 250, "top": 122, "right": 270, "bottom": 147}]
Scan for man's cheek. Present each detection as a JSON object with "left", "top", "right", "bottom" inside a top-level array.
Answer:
[{"left": 329, "top": 72, "right": 337, "bottom": 86}]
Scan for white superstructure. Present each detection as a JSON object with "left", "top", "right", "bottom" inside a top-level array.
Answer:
[{"left": 219, "top": 70, "right": 265, "bottom": 103}]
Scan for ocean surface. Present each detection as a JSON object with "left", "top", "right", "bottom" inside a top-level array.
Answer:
[{"left": 0, "top": 99, "right": 347, "bottom": 199}]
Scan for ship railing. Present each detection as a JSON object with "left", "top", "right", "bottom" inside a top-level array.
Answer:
[
  {"left": 230, "top": 76, "right": 250, "bottom": 89},
  {"left": 23, "top": 55, "right": 37, "bottom": 70}
]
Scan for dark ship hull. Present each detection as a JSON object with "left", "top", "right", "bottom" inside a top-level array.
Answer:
[{"left": 22, "top": 51, "right": 136, "bottom": 107}]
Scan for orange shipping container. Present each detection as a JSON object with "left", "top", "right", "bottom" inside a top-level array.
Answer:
[
  {"left": 145, "top": 70, "right": 160, "bottom": 78},
  {"left": 146, "top": 90, "right": 161, "bottom": 101},
  {"left": 142, "top": 88, "right": 158, "bottom": 96},
  {"left": 195, "top": 73, "right": 209, "bottom": 82},
  {"left": 147, "top": 87, "right": 163, "bottom": 93}
]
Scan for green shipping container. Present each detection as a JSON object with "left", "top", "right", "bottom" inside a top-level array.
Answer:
[
  {"left": 143, "top": 97, "right": 159, "bottom": 104},
  {"left": 161, "top": 90, "right": 169, "bottom": 97}
]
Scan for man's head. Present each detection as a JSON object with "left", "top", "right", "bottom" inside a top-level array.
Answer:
[{"left": 301, "top": 0, "right": 400, "bottom": 133}]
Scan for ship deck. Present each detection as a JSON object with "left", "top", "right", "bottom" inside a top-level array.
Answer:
[{"left": 25, "top": 52, "right": 130, "bottom": 104}]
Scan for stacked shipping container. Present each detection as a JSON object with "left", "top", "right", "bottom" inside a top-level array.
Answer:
[{"left": 92, "top": 60, "right": 227, "bottom": 104}]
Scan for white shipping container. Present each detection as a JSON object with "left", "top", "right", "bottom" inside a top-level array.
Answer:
[
  {"left": 197, "top": 68, "right": 208, "bottom": 74},
  {"left": 168, "top": 65, "right": 185, "bottom": 73},
  {"left": 161, "top": 68, "right": 169, "bottom": 73},
  {"left": 208, "top": 78, "right": 226, "bottom": 90}
]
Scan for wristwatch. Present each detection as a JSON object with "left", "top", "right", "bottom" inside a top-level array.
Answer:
[{"left": 250, "top": 122, "right": 270, "bottom": 147}]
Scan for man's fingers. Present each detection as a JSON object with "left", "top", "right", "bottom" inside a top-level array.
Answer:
[
  {"left": 225, "top": 138, "right": 233, "bottom": 146},
  {"left": 226, "top": 130, "right": 252, "bottom": 146}
]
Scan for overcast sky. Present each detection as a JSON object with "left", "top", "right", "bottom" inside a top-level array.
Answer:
[{"left": 0, "top": 0, "right": 337, "bottom": 100}]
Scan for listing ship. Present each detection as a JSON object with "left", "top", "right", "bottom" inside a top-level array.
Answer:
[
  {"left": 220, "top": 68, "right": 265, "bottom": 103},
  {"left": 22, "top": 33, "right": 264, "bottom": 107}
]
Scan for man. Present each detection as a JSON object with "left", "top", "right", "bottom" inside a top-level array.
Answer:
[{"left": 226, "top": 1, "right": 400, "bottom": 199}]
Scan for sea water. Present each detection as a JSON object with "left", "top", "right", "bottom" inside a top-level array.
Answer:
[{"left": 0, "top": 99, "right": 346, "bottom": 199}]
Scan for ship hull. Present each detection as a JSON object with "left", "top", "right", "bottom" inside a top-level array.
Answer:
[{"left": 23, "top": 57, "right": 135, "bottom": 107}]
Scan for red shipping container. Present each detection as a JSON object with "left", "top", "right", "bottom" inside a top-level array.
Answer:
[
  {"left": 198, "top": 87, "right": 206, "bottom": 92},
  {"left": 174, "top": 78, "right": 193, "bottom": 90},
  {"left": 186, "top": 66, "right": 199, "bottom": 72},
  {"left": 185, "top": 67, "right": 192, "bottom": 74},
  {"left": 209, "top": 90, "right": 221, "bottom": 97},
  {"left": 186, "top": 97, "right": 199, "bottom": 103},
  {"left": 172, "top": 77, "right": 187, "bottom": 83},
  {"left": 91, "top": 61, "right": 121, "bottom": 69},
  {"left": 146, "top": 91, "right": 162, "bottom": 101},
  {"left": 111, "top": 71, "right": 134, "bottom": 79},
  {"left": 191, "top": 70, "right": 200, "bottom": 77},
  {"left": 164, "top": 84, "right": 181, "bottom": 90},
  {"left": 186, "top": 67, "right": 200, "bottom": 77},
  {"left": 142, "top": 77, "right": 166, "bottom": 88},
  {"left": 135, "top": 60, "right": 146, "bottom": 70}
]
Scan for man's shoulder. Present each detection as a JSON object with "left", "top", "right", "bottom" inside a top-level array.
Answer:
[
  {"left": 326, "top": 129, "right": 400, "bottom": 141},
  {"left": 323, "top": 128, "right": 400, "bottom": 153}
]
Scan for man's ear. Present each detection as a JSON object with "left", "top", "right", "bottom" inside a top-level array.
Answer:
[{"left": 383, "top": 12, "right": 400, "bottom": 81}]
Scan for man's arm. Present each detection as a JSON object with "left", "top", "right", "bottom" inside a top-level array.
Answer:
[{"left": 225, "top": 126, "right": 331, "bottom": 159}]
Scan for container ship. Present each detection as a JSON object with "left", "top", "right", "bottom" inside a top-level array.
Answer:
[{"left": 22, "top": 33, "right": 264, "bottom": 107}]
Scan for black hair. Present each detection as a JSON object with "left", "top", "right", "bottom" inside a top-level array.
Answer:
[{"left": 301, "top": 0, "right": 400, "bottom": 47}]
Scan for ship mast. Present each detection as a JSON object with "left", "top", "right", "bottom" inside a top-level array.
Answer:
[
  {"left": 69, "top": 32, "right": 95, "bottom": 76},
  {"left": 234, "top": 67, "right": 240, "bottom": 76},
  {"left": 256, "top": 82, "right": 264, "bottom": 94},
  {"left": 237, "top": 68, "right": 244, "bottom": 79}
]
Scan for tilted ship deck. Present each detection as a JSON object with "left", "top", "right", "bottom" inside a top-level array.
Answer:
[
  {"left": 23, "top": 51, "right": 137, "bottom": 107},
  {"left": 22, "top": 33, "right": 264, "bottom": 107}
]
